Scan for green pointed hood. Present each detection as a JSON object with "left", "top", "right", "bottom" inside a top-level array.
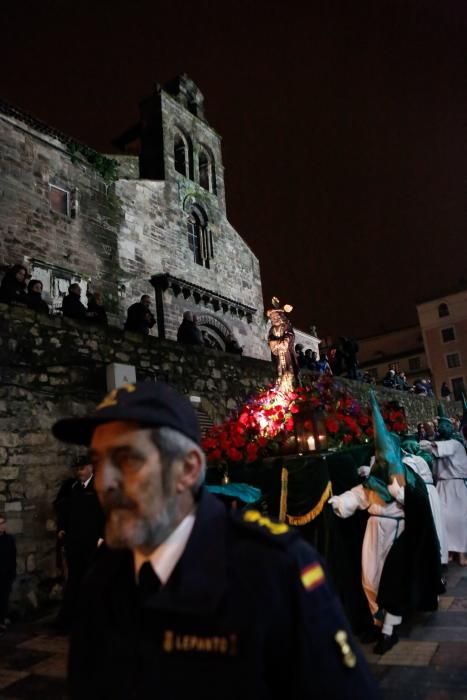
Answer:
[
  {"left": 364, "top": 392, "right": 408, "bottom": 500},
  {"left": 370, "top": 392, "right": 400, "bottom": 473},
  {"left": 401, "top": 436, "right": 434, "bottom": 469},
  {"left": 438, "top": 402, "right": 453, "bottom": 439}
]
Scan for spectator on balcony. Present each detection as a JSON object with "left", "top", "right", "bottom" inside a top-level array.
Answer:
[
  {"left": 87, "top": 292, "right": 108, "bottom": 326},
  {"left": 317, "top": 352, "right": 332, "bottom": 376},
  {"left": 26, "top": 279, "right": 49, "bottom": 315},
  {"left": 295, "top": 344, "right": 307, "bottom": 370},
  {"left": 0, "top": 264, "right": 27, "bottom": 306},
  {"left": 305, "top": 349, "right": 319, "bottom": 372},
  {"left": 414, "top": 379, "right": 428, "bottom": 396},
  {"left": 362, "top": 371, "right": 376, "bottom": 385},
  {"left": 395, "top": 371, "right": 410, "bottom": 392},
  {"left": 382, "top": 369, "right": 396, "bottom": 389},
  {"left": 331, "top": 341, "right": 345, "bottom": 376},
  {"left": 177, "top": 311, "right": 203, "bottom": 346},
  {"left": 62, "top": 284, "right": 87, "bottom": 321},
  {"left": 440, "top": 382, "right": 452, "bottom": 402},
  {"left": 342, "top": 337, "right": 359, "bottom": 380},
  {"left": 124, "top": 295, "right": 156, "bottom": 336}
]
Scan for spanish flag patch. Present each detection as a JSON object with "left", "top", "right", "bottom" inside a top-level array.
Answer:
[{"left": 301, "top": 562, "right": 325, "bottom": 591}]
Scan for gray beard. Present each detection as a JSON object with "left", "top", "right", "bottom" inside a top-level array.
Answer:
[{"left": 105, "top": 495, "right": 179, "bottom": 552}]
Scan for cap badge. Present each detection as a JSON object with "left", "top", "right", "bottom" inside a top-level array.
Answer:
[{"left": 97, "top": 384, "right": 136, "bottom": 410}]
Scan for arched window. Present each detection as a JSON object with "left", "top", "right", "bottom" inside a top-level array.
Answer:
[
  {"left": 174, "top": 134, "right": 187, "bottom": 176},
  {"left": 198, "top": 146, "right": 217, "bottom": 194},
  {"left": 438, "top": 303, "right": 449, "bottom": 318},
  {"left": 199, "top": 150, "right": 210, "bottom": 190},
  {"left": 174, "top": 129, "right": 194, "bottom": 179},
  {"left": 195, "top": 314, "right": 231, "bottom": 351},
  {"left": 186, "top": 205, "right": 213, "bottom": 268}
]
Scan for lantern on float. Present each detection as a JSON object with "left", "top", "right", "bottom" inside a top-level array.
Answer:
[{"left": 293, "top": 402, "right": 328, "bottom": 454}]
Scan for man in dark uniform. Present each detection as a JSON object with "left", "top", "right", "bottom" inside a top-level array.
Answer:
[
  {"left": 52, "top": 382, "right": 379, "bottom": 699},
  {"left": 0, "top": 514, "right": 16, "bottom": 632},
  {"left": 54, "top": 456, "right": 105, "bottom": 631}
]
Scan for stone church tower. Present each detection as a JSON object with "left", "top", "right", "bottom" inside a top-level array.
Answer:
[{"left": 0, "top": 75, "right": 268, "bottom": 359}]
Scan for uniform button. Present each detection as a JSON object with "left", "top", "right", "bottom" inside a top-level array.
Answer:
[{"left": 334, "top": 630, "right": 357, "bottom": 669}]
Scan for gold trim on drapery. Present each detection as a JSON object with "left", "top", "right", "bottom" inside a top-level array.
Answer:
[
  {"left": 278, "top": 466, "right": 332, "bottom": 526},
  {"left": 286, "top": 481, "right": 332, "bottom": 526},
  {"left": 279, "top": 467, "right": 289, "bottom": 522}
]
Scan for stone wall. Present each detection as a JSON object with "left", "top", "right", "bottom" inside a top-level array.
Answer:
[
  {"left": 0, "top": 304, "right": 457, "bottom": 614},
  {"left": 0, "top": 109, "right": 125, "bottom": 320},
  {"left": 0, "top": 303, "right": 273, "bottom": 613}
]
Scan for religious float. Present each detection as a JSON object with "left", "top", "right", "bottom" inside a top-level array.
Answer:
[{"left": 203, "top": 299, "right": 408, "bottom": 629}]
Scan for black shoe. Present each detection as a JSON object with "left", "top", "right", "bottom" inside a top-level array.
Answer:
[
  {"left": 51, "top": 618, "right": 70, "bottom": 635},
  {"left": 373, "top": 632, "right": 399, "bottom": 655},
  {"left": 359, "top": 626, "right": 381, "bottom": 644}
]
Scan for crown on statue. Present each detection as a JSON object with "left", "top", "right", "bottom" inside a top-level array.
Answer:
[{"left": 267, "top": 296, "right": 293, "bottom": 318}]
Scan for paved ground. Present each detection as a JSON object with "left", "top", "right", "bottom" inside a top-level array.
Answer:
[
  {"left": 0, "top": 563, "right": 466, "bottom": 699},
  {"left": 363, "top": 562, "right": 467, "bottom": 699}
]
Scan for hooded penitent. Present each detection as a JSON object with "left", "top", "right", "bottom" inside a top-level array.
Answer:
[
  {"left": 401, "top": 437, "right": 434, "bottom": 470},
  {"left": 374, "top": 398, "right": 442, "bottom": 616},
  {"left": 364, "top": 393, "right": 415, "bottom": 501},
  {"left": 436, "top": 403, "right": 465, "bottom": 444},
  {"left": 437, "top": 403, "right": 454, "bottom": 440}
]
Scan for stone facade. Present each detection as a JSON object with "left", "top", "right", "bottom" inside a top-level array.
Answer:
[
  {"left": 0, "top": 304, "right": 457, "bottom": 613},
  {"left": 0, "top": 76, "right": 268, "bottom": 359}
]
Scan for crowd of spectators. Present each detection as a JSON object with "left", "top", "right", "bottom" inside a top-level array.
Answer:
[
  {"left": 295, "top": 334, "right": 451, "bottom": 401},
  {"left": 382, "top": 368, "right": 435, "bottom": 396},
  {"left": 0, "top": 264, "right": 244, "bottom": 357},
  {"left": 0, "top": 266, "right": 109, "bottom": 325},
  {"left": 295, "top": 336, "right": 360, "bottom": 379},
  {"left": 417, "top": 415, "right": 464, "bottom": 441},
  {"left": 0, "top": 264, "right": 461, "bottom": 392}
]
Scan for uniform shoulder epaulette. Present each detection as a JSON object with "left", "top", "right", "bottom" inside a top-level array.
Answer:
[
  {"left": 236, "top": 510, "right": 327, "bottom": 594},
  {"left": 234, "top": 509, "right": 298, "bottom": 547}
]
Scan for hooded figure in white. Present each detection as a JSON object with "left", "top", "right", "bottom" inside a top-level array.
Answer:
[
  {"left": 421, "top": 405, "right": 467, "bottom": 565},
  {"left": 329, "top": 395, "right": 411, "bottom": 654},
  {"left": 400, "top": 438, "right": 448, "bottom": 566}
]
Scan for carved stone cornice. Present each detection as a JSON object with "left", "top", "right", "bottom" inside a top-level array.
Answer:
[{"left": 150, "top": 273, "right": 256, "bottom": 322}]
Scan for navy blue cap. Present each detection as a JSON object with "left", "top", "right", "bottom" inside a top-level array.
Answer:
[{"left": 52, "top": 382, "right": 200, "bottom": 446}]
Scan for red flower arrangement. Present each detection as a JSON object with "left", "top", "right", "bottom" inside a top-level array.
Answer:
[{"left": 202, "top": 376, "right": 408, "bottom": 468}]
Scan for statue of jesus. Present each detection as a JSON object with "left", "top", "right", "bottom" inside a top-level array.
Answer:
[{"left": 267, "top": 299, "right": 299, "bottom": 394}]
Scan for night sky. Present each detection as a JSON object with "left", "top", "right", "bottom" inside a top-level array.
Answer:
[{"left": 3, "top": 1, "right": 467, "bottom": 339}]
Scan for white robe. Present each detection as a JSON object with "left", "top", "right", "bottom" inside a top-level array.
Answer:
[
  {"left": 432, "top": 439, "right": 467, "bottom": 553},
  {"left": 402, "top": 454, "right": 448, "bottom": 564},
  {"left": 331, "top": 484, "right": 404, "bottom": 625}
]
